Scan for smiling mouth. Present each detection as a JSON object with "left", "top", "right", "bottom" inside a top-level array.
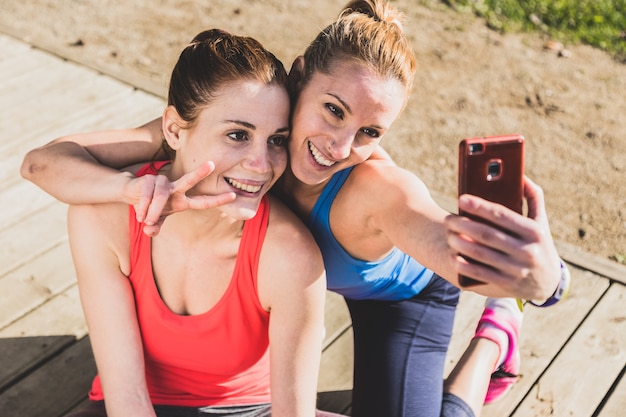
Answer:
[
  {"left": 226, "top": 178, "right": 263, "bottom": 193},
  {"left": 308, "top": 141, "right": 335, "bottom": 167}
]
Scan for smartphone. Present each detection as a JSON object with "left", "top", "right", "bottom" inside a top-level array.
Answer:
[{"left": 457, "top": 134, "right": 525, "bottom": 286}]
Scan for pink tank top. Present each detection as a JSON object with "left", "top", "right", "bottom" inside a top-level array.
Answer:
[{"left": 89, "top": 161, "right": 271, "bottom": 407}]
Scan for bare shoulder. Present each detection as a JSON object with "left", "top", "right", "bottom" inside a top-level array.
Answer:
[
  {"left": 264, "top": 196, "right": 321, "bottom": 258},
  {"left": 68, "top": 202, "right": 128, "bottom": 232},
  {"left": 67, "top": 203, "right": 131, "bottom": 272},
  {"left": 258, "top": 196, "right": 325, "bottom": 298},
  {"left": 346, "top": 160, "right": 433, "bottom": 209}
]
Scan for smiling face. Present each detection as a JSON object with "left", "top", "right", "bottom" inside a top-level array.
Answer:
[
  {"left": 166, "top": 80, "right": 290, "bottom": 220},
  {"left": 288, "top": 60, "right": 407, "bottom": 186}
]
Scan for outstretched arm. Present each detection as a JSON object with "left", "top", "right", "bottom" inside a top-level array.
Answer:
[{"left": 357, "top": 162, "right": 561, "bottom": 301}]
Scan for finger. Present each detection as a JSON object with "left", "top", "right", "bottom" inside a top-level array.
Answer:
[
  {"left": 186, "top": 192, "right": 237, "bottom": 210},
  {"left": 143, "top": 175, "right": 173, "bottom": 226},
  {"left": 450, "top": 252, "right": 537, "bottom": 298},
  {"left": 172, "top": 161, "right": 215, "bottom": 194},
  {"left": 135, "top": 176, "right": 157, "bottom": 223},
  {"left": 142, "top": 223, "right": 161, "bottom": 237},
  {"left": 523, "top": 176, "right": 547, "bottom": 225},
  {"left": 142, "top": 215, "right": 166, "bottom": 237},
  {"left": 446, "top": 222, "right": 523, "bottom": 273},
  {"left": 458, "top": 194, "right": 535, "bottom": 240}
]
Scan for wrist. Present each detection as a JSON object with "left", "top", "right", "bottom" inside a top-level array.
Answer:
[
  {"left": 529, "top": 260, "right": 571, "bottom": 307},
  {"left": 118, "top": 171, "right": 139, "bottom": 205}
]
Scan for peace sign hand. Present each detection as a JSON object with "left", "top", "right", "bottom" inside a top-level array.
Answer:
[{"left": 124, "top": 161, "right": 236, "bottom": 236}]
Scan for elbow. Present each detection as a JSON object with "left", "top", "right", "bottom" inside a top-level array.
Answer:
[{"left": 20, "top": 149, "right": 42, "bottom": 181}]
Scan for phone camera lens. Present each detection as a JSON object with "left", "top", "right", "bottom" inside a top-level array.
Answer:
[
  {"left": 469, "top": 143, "right": 484, "bottom": 154},
  {"left": 487, "top": 161, "right": 502, "bottom": 180}
]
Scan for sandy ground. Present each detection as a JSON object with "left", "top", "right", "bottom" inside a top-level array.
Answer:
[{"left": 2, "top": 0, "right": 624, "bottom": 263}]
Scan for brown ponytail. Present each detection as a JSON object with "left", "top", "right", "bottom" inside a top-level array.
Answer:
[{"left": 297, "top": 0, "right": 416, "bottom": 98}]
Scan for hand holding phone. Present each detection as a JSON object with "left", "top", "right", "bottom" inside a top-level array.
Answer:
[{"left": 457, "top": 134, "right": 525, "bottom": 286}]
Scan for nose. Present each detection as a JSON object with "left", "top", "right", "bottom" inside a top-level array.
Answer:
[
  {"left": 327, "top": 130, "right": 354, "bottom": 160},
  {"left": 243, "top": 141, "right": 272, "bottom": 174}
]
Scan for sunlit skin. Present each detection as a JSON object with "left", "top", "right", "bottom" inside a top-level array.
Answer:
[{"left": 164, "top": 80, "right": 290, "bottom": 222}]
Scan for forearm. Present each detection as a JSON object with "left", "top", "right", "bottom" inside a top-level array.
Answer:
[
  {"left": 269, "top": 284, "right": 325, "bottom": 416},
  {"left": 21, "top": 118, "right": 164, "bottom": 205},
  {"left": 270, "top": 334, "right": 322, "bottom": 417},
  {"left": 21, "top": 141, "right": 134, "bottom": 204}
]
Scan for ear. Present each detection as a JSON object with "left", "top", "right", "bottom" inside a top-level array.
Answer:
[
  {"left": 162, "top": 105, "right": 184, "bottom": 150},
  {"left": 287, "top": 55, "right": 306, "bottom": 93}
]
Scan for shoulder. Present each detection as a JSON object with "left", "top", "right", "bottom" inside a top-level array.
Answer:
[
  {"left": 264, "top": 195, "right": 321, "bottom": 261},
  {"left": 343, "top": 160, "right": 432, "bottom": 211},
  {"left": 68, "top": 202, "right": 128, "bottom": 229},
  {"left": 258, "top": 196, "right": 325, "bottom": 302},
  {"left": 67, "top": 203, "right": 131, "bottom": 272}
]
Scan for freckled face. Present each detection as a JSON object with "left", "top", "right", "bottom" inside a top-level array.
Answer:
[
  {"left": 172, "top": 80, "right": 290, "bottom": 220},
  {"left": 288, "top": 60, "right": 407, "bottom": 186}
]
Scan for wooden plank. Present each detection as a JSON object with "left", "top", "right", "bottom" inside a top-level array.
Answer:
[
  {"left": 0, "top": 336, "right": 96, "bottom": 417},
  {"left": 322, "top": 291, "right": 351, "bottom": 351},
  {"left": 1, "top": 91, "right": 162, "bottom": 192},
  {"left": 0, "top": 335, "right": 75, "bottom": 392},
  {"left": 0, "top": 32, "right": 33, "bottom": 59},
  {"left": 598, "top": 370, "right": 626, "bottom": 416},
  {"left": 318, "top": 328, "right": 354, "bottom": 393},
  {"left": 513, "top": 283, "right": 626, "bottom": 417},
  {"left": 0, "top": 242, "right": 75, "bottom": 330},
  {"left": 317, "top": 390, "right": 353, "bottom": 415},
  {"left": 0, "top": 285, "right": 87, "bottom": 338},
  {"left": 0, "top": 181, "right": 56, "bottom": 233},
  {"left": 481, "top": 267, "right": 609, "bottom": 416},
  {"left": 483, "top": 265, "right": 611, "bottom": 417},
  {"left": 0, "top": 203, "right": 67, "bottom": 279},
  {"left": 0, "top": 46, "right": 44, "bottom": 78},
  {"left": 318, "top": 290, "right": 354, "bottom": 412},
  {"left": 1, "top": 80, "right": 163, "bottom": 158},
  {"left": 556, "top": 240, "right": 626, "bottom": 285},
  {"left": 0, "top": 61, "right": 94, "bottom": 106}
]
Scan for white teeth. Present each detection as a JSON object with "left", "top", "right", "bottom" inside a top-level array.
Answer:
[
  {"left": 226, "top": 178, "right": 262, "bottom": 193},
  {"left": 308, "top": 142, "right": 335, "bottom": 167}
]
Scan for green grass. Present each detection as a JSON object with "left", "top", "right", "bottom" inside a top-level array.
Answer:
[{"left": 443, "top": 0, "right": 626, "bottom": 62}]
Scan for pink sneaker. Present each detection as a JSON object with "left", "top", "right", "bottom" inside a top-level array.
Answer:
[{"left": 474, "top": 306, "right": 521, "bottom": 404}]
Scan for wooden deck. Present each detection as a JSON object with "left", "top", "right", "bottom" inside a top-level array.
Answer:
[{"left": 1, "top": 33, "right": 625, "bottom": 416}]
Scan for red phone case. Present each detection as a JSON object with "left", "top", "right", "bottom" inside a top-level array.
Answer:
[{"left": 457, "top": 134, "right": 525, "bottom": 286}]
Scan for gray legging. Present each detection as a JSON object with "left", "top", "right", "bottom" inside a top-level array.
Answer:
[
  {"left": 64, "top": 401, "right": 272, "bottom": 417},
  {"left": 65, "top": 401, "right": 347, "bottom": 417}
]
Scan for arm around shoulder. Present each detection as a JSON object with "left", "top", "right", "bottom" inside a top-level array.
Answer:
[{"left": 21, "top": 118, "right": 164, "bottom": 205}]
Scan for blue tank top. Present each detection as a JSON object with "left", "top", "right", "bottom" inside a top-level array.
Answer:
[{"left": 308, "top": 167, "right": 434, "bottom": 301}]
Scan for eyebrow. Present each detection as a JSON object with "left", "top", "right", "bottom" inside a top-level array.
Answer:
[
  {"left": 328, "top": 93, "right": 352, "bottom": 114},
  {"left": 225, "top": 120, "right": 290, "bottom": 134}
]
